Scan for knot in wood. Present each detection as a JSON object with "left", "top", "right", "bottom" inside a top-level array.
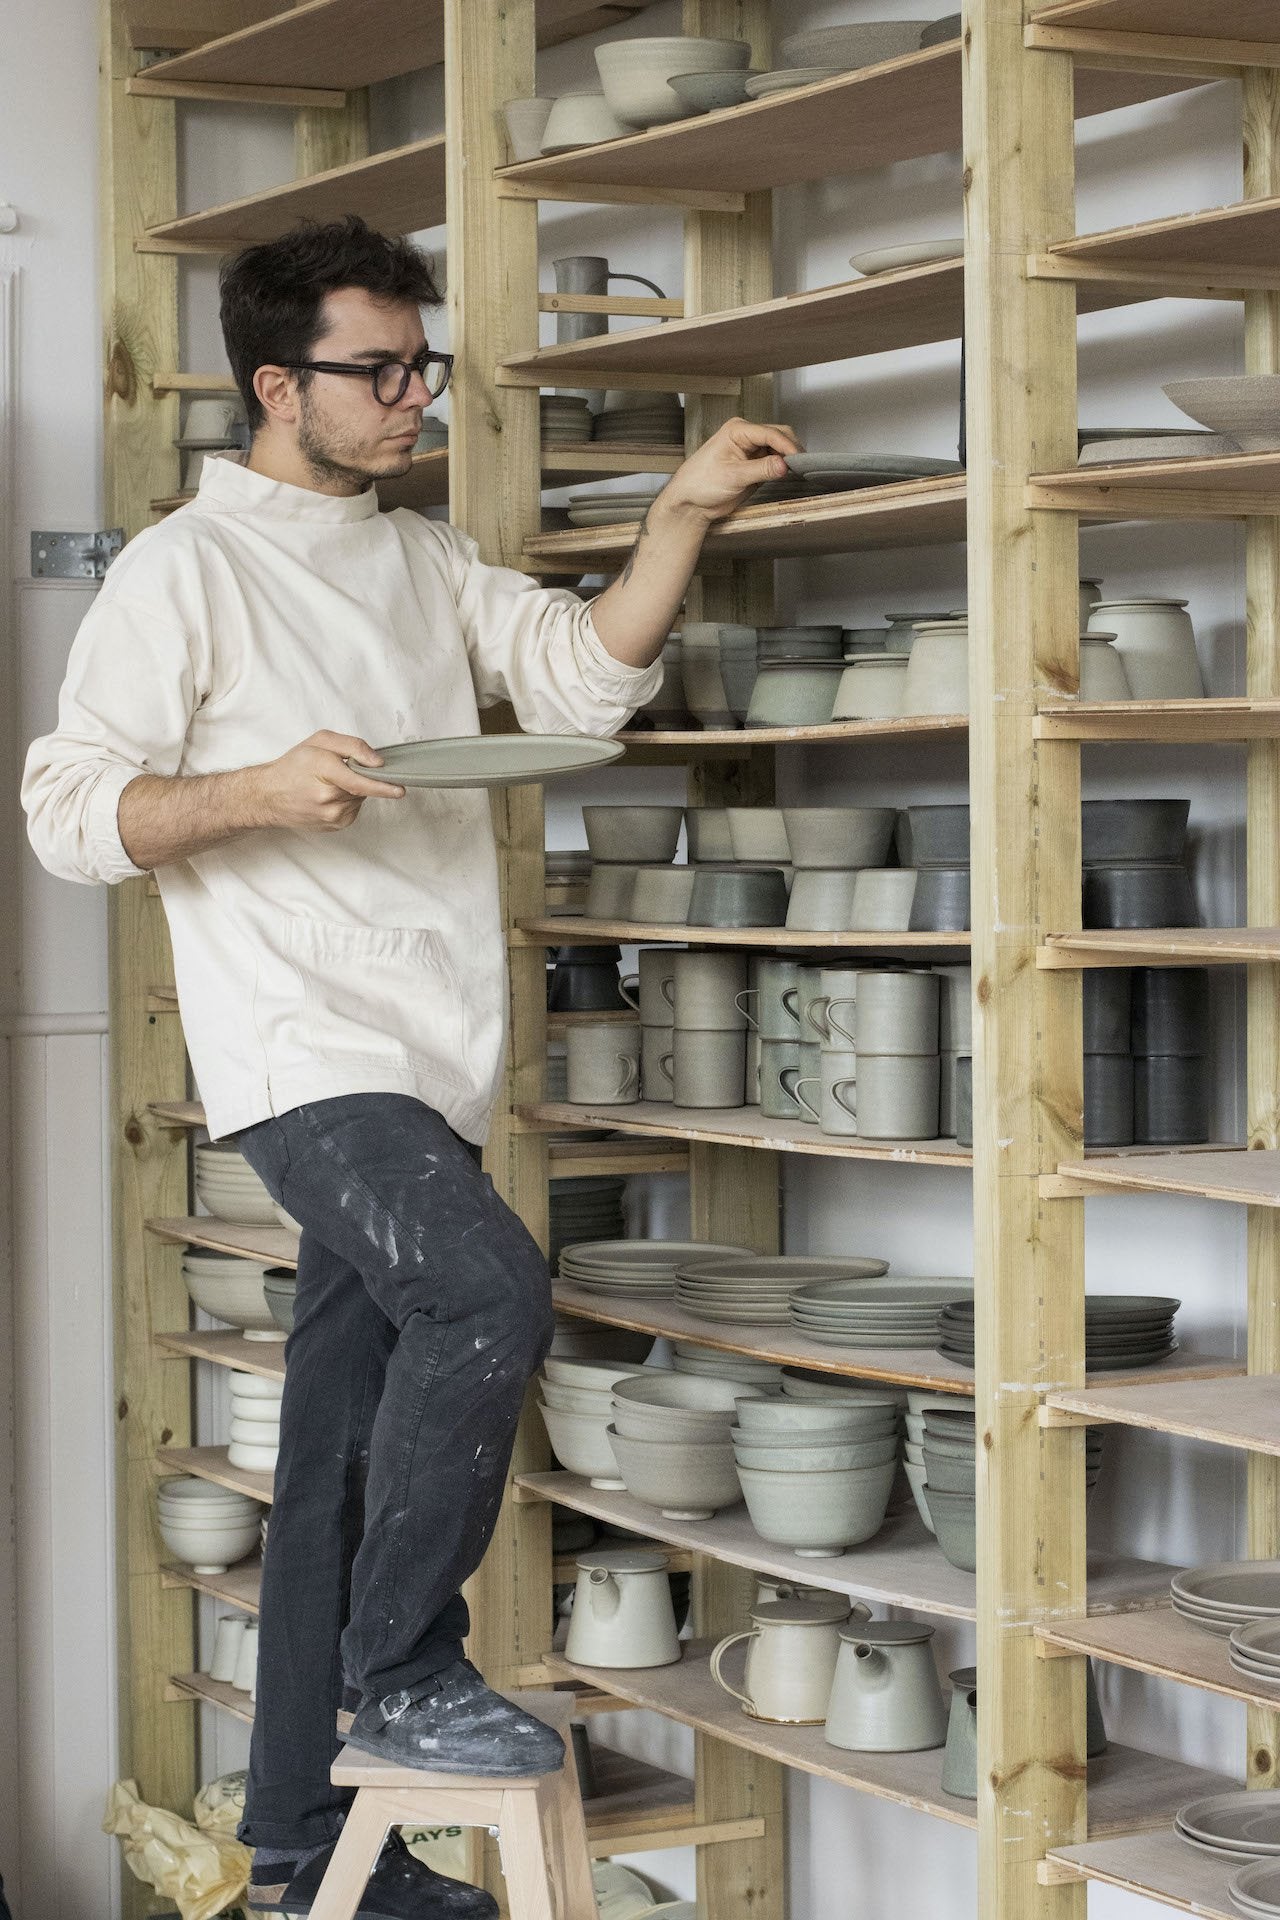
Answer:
[
  {"left": 976, "top": 972, "right": 993, "bottom": 1004},
  {"left": 117, "top": 1396, "right": 128, "bottom": 1421},
  {"left": 1254, "top": 1747, "right": 1274, "bottom": 1776},
  {"left": 160, "top": 1426, "right": 174, "bottom": 1445},
  {"left": 124, "top": 1119, "right": 145, "bottom": 1146},
  {"left": 106, "top": 337, "right": 137, "bottom": 405}
]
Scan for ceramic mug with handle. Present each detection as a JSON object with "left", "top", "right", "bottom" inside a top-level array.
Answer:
[
  {"left": 710, "top": 1597, "right": 857, "bottom": 1725},
  {"left": 566, "top": 1021, "right": 641, "bottom": 1105},
  {"left": 827, "top": 1054, "right": 940, "bottom": 1140}
]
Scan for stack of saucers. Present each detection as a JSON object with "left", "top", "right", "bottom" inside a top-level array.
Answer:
[
  {"left": 790, "top": 1276, "right": 972, "bottom": 1348},
  {"left": 538, "top": 1354, "right": 650, "bottom": 1488},
  {"left": 560, "top": 1239, "right": 753, "bottom": 1296},
  {"left": 1231, "top": 1620, "right": 1280, "bottom": 1691},
  {"left": 609, "top": 1372, "right": 759, "bottom": 1519},
  {"left": 1229, "top": 1857, "right": 1280, "bottom": 1918},
  {"left": 227, "top": 1370, "right": 283, "bottom": 1472},
  {"left": 194, "top": 1141, "right": 277, "bottom": 1225},
  {"left": 939, "top": 1293, "right": 1180, "bottom": 1371},
  {"left": 1175, "top": 1789, "right": 1280, "bottom": 1868},
  {"left": 675, "top": 1254, "right": 888, "bottom": 1326},
  {"left": 567, "top": 484, "right": 666, "bottom": 526},
  {"left": 593, "top": 390, "right": 685, "bottom": 447},
  {"left": 541, "top": 394, "right": 594, "bottom": 445},
  {"left": 1171, "top": 1561, "right": 1280, "bottom": 1640},
  {"left": 671, "top": 1340, "right": 782, "bottom": 1387}
]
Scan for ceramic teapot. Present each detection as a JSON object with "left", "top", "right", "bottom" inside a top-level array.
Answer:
[
  {"left": 824, "top": 1619, "right": 947, "bottom": 1753},
  {"left": 564, "top": 1547, "right": 681, "bottom": 1669},
  {"left": 711, "top": 1597, "right": 866, "bottom": 1725}
]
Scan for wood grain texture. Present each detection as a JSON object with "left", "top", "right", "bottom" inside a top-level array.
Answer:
[{"left": 1039, "top": 1604, "right": 1280, "bottom": 1715}]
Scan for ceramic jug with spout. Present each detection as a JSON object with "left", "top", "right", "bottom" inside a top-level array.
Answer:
[
  {"left": 564, "top": 1547, "right": 681, "bottom": 1669},
  {"left": 824, "top": 1619, "right": 947, "bottom": 1752}
]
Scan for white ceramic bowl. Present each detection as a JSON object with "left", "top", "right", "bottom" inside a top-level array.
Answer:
[
  {"left": 537, "top": 1402, "right": 625, "bottom": 1487},
  {"left": 229, "top": 1416, "right": 281, "bottom": 1445},
  {"left": 183, "top": 1255, "right": 277, "bottom": 1335},
  {"left": 596, "top": 36, "right": 752, "bottom": 129},
  {"left": 606, "top": 1425, "right": 742, "bottom": 1518},
  {"left": 272, "top": 1202, "right": 304, "bottom": 1234},
  {"left": 542, "top": 1356, "right": 650, "bottom": 1391},
  {"left": 158, "top": 1514, "right": 261, "bottom": 1572},
  {"left": 540, "top": 1379, "right": 617, "bottom": 1416},
  {"left": 228, "top": 1396, "right": 284, "bottom": 1424},
  {"left": 1163, "top": 375, "right": 1280, "bottom": 452},
  {"left": 228, "top": 1371, "right": 284, "bottom": 1400},
  {"left": 780, "top": 20, "right": 929, "bottom": 68},
  {"left": 539, "top": 91, "right": 629, "bottom": 153},
  {"left": 736, "top": 1457, "right": 898, "bottom": 1555},
  {"left": 226, "top": 1439, "right": 279, "bottom": 1472}
]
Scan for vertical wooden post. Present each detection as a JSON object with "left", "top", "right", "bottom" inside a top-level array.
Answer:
[
  {"left": 964, "top": 2, "right": 1088, "bottom": 1914},
  {"left": 102, "top": 0, "right": 194, "bottom": 1897},
  {"left": 294, "top": 93, "right": 370, "bottom": 178},
  {"left": 443, "top": 0, "right": 548, "bottom": 1896},
  {"left": 1244, "top": 65, "right": 1280, "bottom": 1793}
]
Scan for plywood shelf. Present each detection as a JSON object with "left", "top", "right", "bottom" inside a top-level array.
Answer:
[
  {"left": 1050, "top": 1147, "right": 1280, "bottom": 1207},
  {"left": 167, "top": 1670, "right": 254, "bottom": 1724},
  {"left": 1034, "top": 697, "right": 1280, "bottom": 740},
  {"left": 522, "top": 476, "right": 970, "bottom": 570},
  {"left": 523, "top": 1100, "right": 973, "bottom": 1168},
  {"left": 1044, "top": 1374, "right": 1279, "bottom": 1455},
  {"left": 160, "top": 1556, "right": 262, "bottom": 1614},
  {"left": 1043, "top": 1830, "right": 1237, "bottom": 1917},
  {"left": 519, "top": 916, "right": 970, "bottom": 953},
  {"left": 156, "top": 1443, "right": 274, "bottom": 1504},
  {"left": 494, "top": 44, "right": 1196, "bottom": 202},
  {"left": 1038, "top": 1604, "right": 1280, "bottom": 1716},
  {"left": 147, "top": 1215, "right": 300, "bottom": 1268},
  {"left": 1029, "top": 449, "right": 1280, "bottom": 520},
  {"left": 1033, "top": 0, "right": 1278, "bottom": 45},
  {"left": 139, "top": 135, "right": 445, "bottom": 255},
  {"left": 543, "top": 1643, "right": 1232, "bottom": 1836},
  {"left": 1048, "top": 193, "right": 1280, "bottom": 287},
  {"left": 1040, "top": 928, "right": 1280, "bottom": 967},
  {"left": 620, "top": 715, "right": 969, "bottom": 747},
  {"left": 136, "top": 0, "right": 657, "bottom": 93},
  {"left": 155, "top": 1329, "right": 287, "bottom": 1381},
  {"left": 519, "top": 1472, "right": 1177, "bottom": 1625}
]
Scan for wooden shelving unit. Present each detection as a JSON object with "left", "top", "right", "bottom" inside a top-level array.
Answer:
[{"left": 519, "top": 916, "right": 972, "bottom": 952}]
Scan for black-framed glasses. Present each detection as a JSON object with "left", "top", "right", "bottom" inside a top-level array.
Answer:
[{"left": 279, "top": 347, "right": 454, "bottom": 405}]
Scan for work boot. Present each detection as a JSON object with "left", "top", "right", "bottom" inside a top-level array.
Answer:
[
  {"left": 344, "top": 1659, "right": 566, "bottom": 1778},
  {"left": 250, "top": 1830, "right": 498, "bottom": 1918}
]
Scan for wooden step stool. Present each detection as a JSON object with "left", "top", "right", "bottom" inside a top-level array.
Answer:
[{"left": 306, "top": 1690, "right": 595, "bottom": 1920}]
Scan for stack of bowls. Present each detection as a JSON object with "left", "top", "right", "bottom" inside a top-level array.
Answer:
[
  {"left": 789, "top": 1276, "right": 973, "bottom": 1348},
  {"left": 1132, "top": 966, "right": 1210, "bottom": 1145},
  {"left": 538, "top": 1355, "right": 649, "bottom": 1488},
  {"left": 560, "top": 1238, "right": 752, "bottom": 1296},
  {"left": 905, "top": 805, "right": 971, "bottom": 933},
  {"left": 1081, "top": 797, "right": 1197, "bottom": 929},
  {"left": 583, "top": 805, "right": 684, "bottom": 921},
  {"left": 902, "top": 1391, "right": 960, "bottom": 1533},
  {"left": 227, "top": 1370, "right": 283, "bottom": 1471},
  {"left": 194, "top": 1142, "right": 278, "bottom": 1224},
  {"left": 540, "top": 394, "right": 593, "bottom": 446},
  {"left": 157, "top": 1477, "right": 263, "bottom": 1574},
  {"left": 595, "top": 36, "right": 753, "bottom": 129},
  {"left": 1171, "top": 1561, "right": 1280, "bottom": 1639},
  {"left": 261, "top": 1266, "right": 296, "bottom": 1335},
  {"left": 671, "top": 1340, "right": 782, "bottom": 1388},
  {"left": 917, "top": 1408, "right": 978, "bottom": 1570},
  {"left": 783, "top": 807, "right": 898, "bottom": 933},
  {"left": 939, "top": 1294, "right": 1180, "bottom": 1371},
  {"left": 609, "top": 1371, "right": 760, "bottom": 1518},
  {"left": 680, "top": 624, "right": 758, "bottom": 727},
  {"left": 733, "top": 1397, "right": 901, "bottom": 1557},
  {"left": 675, "top": 1253, "right": 889, "bottom": 1326},
  {"left": 593, "top": 389, "right": 685, "bottom": 447},
  {"left": 182, "top": 1247, "right": 280, "bottom": 1340},
  {"left": 900, "top": 617, "right": 969, "bottom": 717}
]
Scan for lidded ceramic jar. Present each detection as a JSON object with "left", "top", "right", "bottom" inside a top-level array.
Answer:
[
  {"left": 900, "top": 618, "right": 969, "bottom": 716},
  {"left": 1087, "top": 597, "right": 1204, "bottom": 698},
  {"left": 564, "top": 1546, "right": 681, "bottom": 1668},
  {"left": 824, "top": 1618, "right": 948, "bottom": 1753}
]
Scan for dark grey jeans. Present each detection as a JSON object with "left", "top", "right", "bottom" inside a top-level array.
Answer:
[{"left": 232, "top": 1093, "right": 555, "bottom": 1849}]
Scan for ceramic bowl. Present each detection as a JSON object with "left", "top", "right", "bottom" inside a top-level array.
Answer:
[
  {"left": 685, "top": 808, "right": 734, "bottom": 862},
  {"left": 182, "top": 1251, "right": 276, "bottom": 1332},
  {"left": 904, "top": 1459, "right": 936, "bottom": 1532},
  {"left": 229, "top": 1415, "right": 280, "bottom": 1446},
  {"left": 905, "top": 804, "right": 970, "bottom": 868},
  {"left": 922, "top": 1450, "right": 975, "bottom": 1494},
  {"left": 614, "top": 1371, "right": 760, "bottom": 1414},
  {"left": 725, "top": 807, "right": 791, "bottom": 863},
  {"left": 227, "top": 1396, "right": 282, "bottom": 1425},
  {"left": 781, "top": 807, "right": 897, "bottom": 870},
  {"left": 668, "top": 68, "right": 757, "bottom": 109},
  {"left": 924, "top": 1487, "right": 976, "bottom": 1571},
  {"left": 730, "top": 1433, "right": 900, "bottom": 1472},
  {"left": 1131, "top": 967, "right": 1210, "bottom": 1056},
  {"left": 779, "top": 21, "right": 930, "bottom": 67},
  {"left": 1080, "top": 798, "right": 1189, "bottom": 867},
  {"left": 540, "top": 91, "right": 629, "bottom": 154},
  {"left": 736, "top": 1458, "right": 898, "bottom": 1555},
  {"left": 1164, "top": 375, "right": 1280, "bottom": 452},
  {"left": 1082, "top": 864, "right": 1198, "bottom": 930},
  {"left": 909, "top": 867, "right": 970, "bottom": 932},
  {"left": 227, "top": 1438, "right": 279, "bottom": 1471},
  {"left": 537, "top": 1402, "right": 625, "bottom": 1487},
  {"left": 745, "top": 660, "right": 844, "bottom": 727},
  {"left": 734, "top": 1397, "right": 900, "bottom": 1435},
  {"left": 688, "top": 866, "right": 788, "bottom": 928},
  {"left": 606, "top": 1426, "right": 742, "bottom": 1518},
  {"left": 832, "top": 657, "right": 908, "bottom": 719},
  {"left": 502, "top": 96, "right": 554, "bottom": 161},
  {"left": 583, "top": 805, "right": 684, "bottom": 864},
  {"left": 262, "top": 1269, "right": 296, "bottom": 1335},
  {"left": 540, "top": 1379, "right": 616, "bottom": 1416},
  {"left": 229, "top": 1369, "right": 284, "bottom": 1399},
  {"left": 596, "top": 36, "right": 752, "bottom": 128},
  {"left": 544, "top": 1356, "right": 650, "bottom": 1391},
  {"left": 158, "top": 1514, "right": 261, "bottom": 1572}
]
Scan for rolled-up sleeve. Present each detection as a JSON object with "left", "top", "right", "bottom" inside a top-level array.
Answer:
[
  {"left": 22, "top": 591, "right": 199, "bottom": 884},
  {"left": 439, "top": 522, "right": 663, "bottom": 736}
]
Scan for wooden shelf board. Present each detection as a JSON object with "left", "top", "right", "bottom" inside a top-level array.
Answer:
[
  {"left": 619, "top": 715, "right": 969, "bottom": 747},
  {"left": 150, "top": 1099, "right": 204, "bottom": 1127},
  {"left": 167, "top": 1670, "right": 254, "bottom": 1724},
  {"left": 547, "top": 1137, "right": 690, "bottom": 1178},
  {"left": 519, "top": 1472, "right": 1177, "bottom": 1625},
  {"left": 1045, "top": 1373, "right": 1280, "bottom": 1454},
  {"left": 578, "top": 1743, "right": 694, "bottom": 1847},
  {"left": 1030, "top": 449, "right": 1280, "bottom": 519},
  {"left": 148, "top": 1215, "right": 300, "bottom": 1269},
  {"left": 1038, "top": 1603, "right": 1280, "bottom": 1715},
  {"left": 543, "top": 1642, "right": 1230, "bottom": 1834},
  {"left": 156, "top": 1443, "right": 274, "bottom": 1504},
  {"left": 137, "top": 0, "right": 656, "bottom": 92},
  {"left": 1041, "top": 927, "right": 1280, "bottom": 967},
  {"left": 1034, "top": 697, "right": 1280, "bottom": 740},
  {"left": 523, "top": 1100, "right": 973, "bottom": 1169},
  {"left": 1034, "top": 0, "right": 1277, "bottom": 43},
  {"left": 1044, "top": 1830, "right": 1238, "bottom": 1917},
  {"left": 1053, "top": 193, "right": 1280, "bottom": 278},
  {"left": 550, "top": 1278, "right": 1239, "bottom": 1395},
  {"left": 1053, "top": 1147, "right": 1280, "bottom": 1207},
  {"left": 522, "top": 476, "right": 969, "bottom": 570},
  {"left": 160, "top": 1556, "right": 262, "bottom": 1614},
  {"left": 155, "top": 1329, "right": 287, "bottom": 1380},
  {"left": 140, "top": 136, "right": 445, "bottom": 255},
  {"left": 519, "top": 916, "right": 970, "bottom": 953},
  {"left": 495, "top": 45, "right": 1196, "bottom": 200}
]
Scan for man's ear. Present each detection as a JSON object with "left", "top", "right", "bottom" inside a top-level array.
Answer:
[{"left": 253, "top": 364, "right": 299, "bottom": 428}]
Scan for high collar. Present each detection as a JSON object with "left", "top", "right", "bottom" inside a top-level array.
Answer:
[{"left": 196, "top": 451, "right": 381, "bottom": 523}]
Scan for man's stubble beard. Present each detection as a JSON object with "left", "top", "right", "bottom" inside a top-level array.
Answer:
[{"left": 296, "top": 387, "right": 415, "bottom": 489}]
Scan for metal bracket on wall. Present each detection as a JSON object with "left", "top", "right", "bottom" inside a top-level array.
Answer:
[{"left": 30, "top": 528, "right": 124, "bottom": 579}]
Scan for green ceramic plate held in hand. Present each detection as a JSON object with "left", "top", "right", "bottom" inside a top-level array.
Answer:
[{"left": 346, "top": 733, "right": 624, "bottom": 789}]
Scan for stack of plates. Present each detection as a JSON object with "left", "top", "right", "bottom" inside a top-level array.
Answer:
[
  {"left": 194, "top": 1142, "right": 277, "bottom": 1226},
  {"left": 1231, "top": 1858, "right": 1280, "bottom": 1916},
  {"left": 559, "top": 1239, "right": 753, "bottom": 1295},
  {"left": 1175, "top": 1789, "right": 1280, "bottom": 1865},
  {"left": 786, "top": 451, "right": 964, "bottom": 493},
  {"left": 594, "top": 392, "right": 685, "bottom": 448},
  {"left": 1232, "top": 1620, "right": 1280, "bottom": 1691},
  {"left": 939, "top": 1293, "right": 1180, "bottom": 1370},
  {"left": 549, "top": 1177, "right": 627, "bottom": 1270},
  {"left": 675, "top": 1254, "right": 889, "bottom": 1326},
  {"left": 568, "top": 487, "right": 665, "bottom": 526},
  {"left": 790, "top": 1276, "right": 973, "bottom": 1348},
  {"left": 671, "top": 1340, "right": 782, "bottom": 1386},
  {"left": 542, "top": 395, "right": 594, "bottom": 445},
  {"left": 1171, "top": 1561, "right": 1280, "bottom": 1639},
  {"left": 744, "top": 67, "right": 844, "bottom": 98}
]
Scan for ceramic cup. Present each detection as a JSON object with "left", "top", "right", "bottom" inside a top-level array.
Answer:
[
  {"left": 854, "top": 971, "right": 940, "bottom": 1057},
  {"left": 934, "top": 966, "right": 973, "bottom": 1052},
  {"left": 632, "top": 948, "right": 676, "bottom": 1026},
  {"left": 745, "top": 1027, "right": 762, "bottom": 1105},
  {"left": 566, "top": 1021, "right": 641, "bottom": 1104},
  {"left": 669, "top": 1028, "right": 747, "bottom": 1108},
  {"left": 584, "top": 804, "right": 684, "bottom": 864},
  {"left": 850, "top": 869, "right": 918, "bottom": 932},
  {"left": 753, "top": 957, "right": 801, "bottom": 1040},
  {"left": 641, "top": 1026, "right": 676, "bottom": 1102},
  {"left": 832, "top": 656, "right": 908, "bottom": 719},
  {"left": 1083, "top": 970, "right": 1132, "bottom": 1054},
  {"left": 631, "top": 864, "right": 697, "bottom": 925},
  {"left": 796, "top": 965, "right": 832, "bottom": 1046},
  {"left": 1133, "top": 1053, "right": 1210, "bottom": 1144},
  {"left": 745, "top": 660, "right": 844, "bottom": 727},
  {"left": 672, "top": 950, "right": 750, "bottom": 1031},
  {"left": 232, "top": 1622, "right": 260, "bottom": 1694},
  {"left": 502, "top": 96, "right": 555, "bottom": 160},
  {"left": 909, "top": 867, "right": 971, "bottom": 933},
  {"left": 710, "top": 1598, "right": 849, "bottom": 1725},
  {"left": 779, "top": 1058, "right": 821, "bottom": 1125},
  {"left": 688, "top": 866, "right": 789, "bottom": 929},
  {"left": 795, "top": 1047, "right": 858, "bottom": 1137},
  {"left": 208, "top": 1614, "right": 248, "bottom": 1684},
  {"left": 759, "top": 1038, "right": 803, "bottom": 1120},
  {"left": 839, "top": 1055, "right": 940, "bottom": 1140},
  {"left": 1130, "top": 966, "right": 1208, "bottom": 1056},
  {"left": 786, "top": 868, "right": 859, "bottom": 932},
  {"left": 585, "top": 863, "right": 640, "bottom": 919},
  {"left": 900, "top": 619, "right": 969, "bottom": 715},
  {"left": 1085, "top": 1052, "right": 1135, "bottom": 1147},
  {"left": 819, "top": 968, "right": 862, "bottom": 1050}
]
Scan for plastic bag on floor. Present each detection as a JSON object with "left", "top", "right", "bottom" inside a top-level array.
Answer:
[
  {"left": 193, "top": 1769, "right": 247, "bottom": 1840},
  {"left": 103, "top": 1779, "right": 252, "bottom": 1920}
]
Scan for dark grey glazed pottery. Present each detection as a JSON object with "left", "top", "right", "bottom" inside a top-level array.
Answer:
[
  {"left": 909, "top": 866, "right": 971, "bottom": 932},
  {"left": 1082, "top": 864, "right": 1198, "bottom": 930},
  {"left": 1083, "top": 970, "right": 1133, "bottom": 1055},
  {"left": 1132, "top": 966, "right": 1210, "bottom": 1057},
  {"left": 903, "top": 804, "right": 970, "bottom": 869},
  {"left": 954, "top": 1055, "right": 972, "bottom": 1147},
  {"left": 1084, "top": 1053, "right": 1135, "bottom": 1147},
  {"left": 920, "top": 12, "right": 962, "bottom": 47},
  {"left": 548, "top": 945, "right": 626, "bottom": 1011},
  {"left": 688, "top": 866, "right": 789, "bottom": 929},
  {"left": 1080, "top": 798, "right": 1190, "bottom": 868},
  {"left": 263, "top": 1267, "right": 297, "bottom": 1335},
  {"left": 1134, "top": 1053, "right": 1210, "bottom": 1145},
  {"left": 925, "top": 1488, "right": 976, "bottom": 1572}
]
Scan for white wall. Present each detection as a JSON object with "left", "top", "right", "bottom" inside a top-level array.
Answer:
[{"left": 0, "top": 0, "right": 1261, "bottom": 1914}]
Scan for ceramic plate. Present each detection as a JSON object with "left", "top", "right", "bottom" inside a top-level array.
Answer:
[
  {"left": 1234, "top": 1623, "right": 1280, "bottom": 1663},
  {"left": 1230, "top": 1859, "right": 1280, "bottom": 1916},
  {"left": 1177, "top": 1790, "right": 1280, "bottom": 1853},
  {"left": 785, "top": 453, "right": 964, "bottom": 490},
  {"left": 744, "top": 66, "right": 845, "bottom": 97},
  {"left": 792, "top": 1276, "right": 971, "bottom": 1308},
  {"left": 849, "top": 240, "right": 964, "bottom": 276},
  {"left": 1172, "top": 1563, "right": 1280, "bottom": 1614},
  {"left": 1078, "top": 433, "right": 1238, "bottom": 467},
  {"left": 348, "top": 735, "right": 624, "bottom": 788}
]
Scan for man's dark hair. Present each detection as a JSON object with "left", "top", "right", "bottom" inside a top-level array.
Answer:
[{"left": 219, "top": 216, "right": 443, "bottom": 430}]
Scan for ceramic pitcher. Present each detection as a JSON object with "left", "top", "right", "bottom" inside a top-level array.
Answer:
[
  {"left": 564, "top": 1547, "right": 681, "bottom": 1668},
  {"left": 551, "top": 255, "right": 667, "bottom": 405},
  {"left": 711, "top": 1598, "right": 856, "bottom": 1725},
  {"left": 824, "top": 1619, "right": 947, "bottom": 1752}
]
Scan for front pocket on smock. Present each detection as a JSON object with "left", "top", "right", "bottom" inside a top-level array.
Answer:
[{"left": 282, "top": 917, "right": 471, "bottom": 1089}]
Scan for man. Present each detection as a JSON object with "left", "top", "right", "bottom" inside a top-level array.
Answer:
[{"left": 24, "top": 216, "right": 799, "bottom": 1919}]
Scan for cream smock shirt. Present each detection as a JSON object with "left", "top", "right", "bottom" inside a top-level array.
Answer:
[{"left": 23, "top": 455, "right": 662, "bottom": 1142}]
